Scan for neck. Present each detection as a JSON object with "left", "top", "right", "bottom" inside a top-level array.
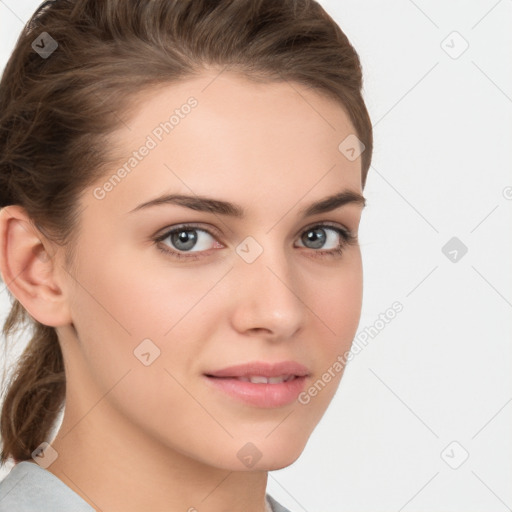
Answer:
[{"left": 47, "top": 395, "right": 269, "bottom": 512}]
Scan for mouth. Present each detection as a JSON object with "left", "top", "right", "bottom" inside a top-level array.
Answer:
[
  {"left": 203, "top": 373, "right": 309, "bottom": 408},
  {"left": 204, "top": 360, "right": 310, "bottom": 379},
  {"left": 202, "top": 360, "right": 310, "bottom": 407},
  {"left": 204, "top": 374, "right": 299, "bottom": 384}
]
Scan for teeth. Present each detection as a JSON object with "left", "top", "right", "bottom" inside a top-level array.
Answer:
[
  {"left": 236, "top": 375, "right": 295, "bottom": 384},
  {"left": 251, "top": 376, "right": 271, "bottom": 384}
]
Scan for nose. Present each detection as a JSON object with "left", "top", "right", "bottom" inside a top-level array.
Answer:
[{"left": 229, "top": 241, "right": 307, "bottom": 340}]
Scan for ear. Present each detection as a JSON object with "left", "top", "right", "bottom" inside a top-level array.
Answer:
[{"left": 0, "top": 205, "right": 73, "bottom": 327}]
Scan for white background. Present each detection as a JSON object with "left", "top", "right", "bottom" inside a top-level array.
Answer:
[{"left": 0, "top": 1, "right": 511, "bottom": 511}]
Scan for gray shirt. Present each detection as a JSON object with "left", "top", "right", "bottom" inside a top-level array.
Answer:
[{"left": 0, "top": 461, "right": 292, "bottom": 512}]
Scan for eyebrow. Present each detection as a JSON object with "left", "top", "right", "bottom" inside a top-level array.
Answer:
[{"left": 128, "top": 189, "right": 366, "bottom": 217}]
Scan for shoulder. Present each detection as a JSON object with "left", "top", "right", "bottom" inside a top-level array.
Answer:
[
  {"left": 266, "top": 493, "right": 296, "bottom": 512},
  {"left": 0, "top": 461, "right": 94, "bottom": 512}
]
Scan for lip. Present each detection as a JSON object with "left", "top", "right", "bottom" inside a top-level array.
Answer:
[
  {"left": 203, "top": 361, "right": 310, "bottom": 408},
  {"left": 204, "top": 375, "right": 308, "bottom": 408},
  {"left": 204, "top": 360, "right": 310, "bottom": 379}
]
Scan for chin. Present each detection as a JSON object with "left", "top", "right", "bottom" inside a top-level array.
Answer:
[
  {"left": 181, "top": 426, "right": 313, "bottom": 472},
  {"left": 255, "top": 441, "right": 307, "bottom": 472}
]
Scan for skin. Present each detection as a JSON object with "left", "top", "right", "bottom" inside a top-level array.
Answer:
[{"left": 0, "top": 69, "right": 365, "bottom": 512}]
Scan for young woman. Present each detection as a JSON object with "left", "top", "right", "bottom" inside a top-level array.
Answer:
[{"left": 0, "top": 0, "right": 373, "bottom": 510}]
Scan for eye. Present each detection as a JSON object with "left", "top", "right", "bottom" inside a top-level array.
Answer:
[
  {"left": 154, "top": 224, "right": 222, "bottom": 260},
  {"left": 295, "top": 224, "right": 357, "bottom": 257},
  {"left": 298, "top": 225, "right": 341, "bottom": 249}
]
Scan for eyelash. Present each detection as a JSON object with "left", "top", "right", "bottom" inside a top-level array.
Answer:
[{"left": 153, "top": 222, "right": 358, "bottom": 261}]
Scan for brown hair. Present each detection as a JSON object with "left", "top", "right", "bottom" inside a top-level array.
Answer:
[{"left": 0, "top": 0, "right": 373, "bottom": 464}]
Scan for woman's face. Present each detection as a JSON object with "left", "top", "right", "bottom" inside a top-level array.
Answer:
[{"left": 56, "top": 70, "right": 365, "bottom": 471}]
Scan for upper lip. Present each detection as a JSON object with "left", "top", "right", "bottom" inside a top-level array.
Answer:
[{"left": 205, "top": 361, "right": 310, "bottom": 378}]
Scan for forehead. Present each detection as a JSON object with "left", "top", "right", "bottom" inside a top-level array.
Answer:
[{"left": 85, "top": 70, "right": 362, "bottom": 218}]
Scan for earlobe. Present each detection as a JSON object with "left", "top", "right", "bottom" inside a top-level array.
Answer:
[{"left": 0, "top": 205, "right": 73, "bottom": 327}]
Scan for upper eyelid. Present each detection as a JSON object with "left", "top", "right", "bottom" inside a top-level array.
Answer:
[{"left": 155, "top": 222, "right": 221, "bottom": 241}]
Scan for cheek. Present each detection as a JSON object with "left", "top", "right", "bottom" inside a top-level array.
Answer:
[
  {"left": 307, "top": 252, "right": 363, "bottom": 349},
  {"left": 65, "top": 249, "right": 221, "bottom": 429},
  {"left": 68, "top": 247, "right": 229, "bottom": 376}
]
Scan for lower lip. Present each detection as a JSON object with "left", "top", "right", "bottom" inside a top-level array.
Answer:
[{"left": 203, "top": 375, "right": 308, "bottom": 408}]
